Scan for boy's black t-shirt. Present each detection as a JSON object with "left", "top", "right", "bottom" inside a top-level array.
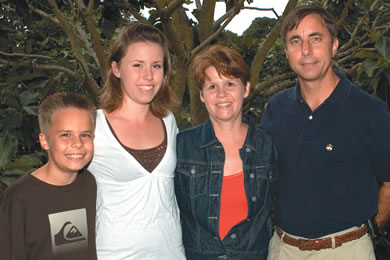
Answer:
[{"left": 0, "top": 169, "right": 97, "bottom": 260}]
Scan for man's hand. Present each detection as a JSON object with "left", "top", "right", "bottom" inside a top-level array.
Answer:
[{"left": 376, "top": 181, "right": 390, "bottom": 228}]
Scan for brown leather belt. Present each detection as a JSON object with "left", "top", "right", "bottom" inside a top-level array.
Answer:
[{"left": 275, "top": 225, "right": 368, "bottom": 251}]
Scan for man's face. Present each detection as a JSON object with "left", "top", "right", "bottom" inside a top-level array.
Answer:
[{"left": 285, "top": 13, "right": 338, "bottom": 84}]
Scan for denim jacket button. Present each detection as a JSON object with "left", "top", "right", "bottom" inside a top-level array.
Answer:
[
  {"left": 191, "top": 168, "right": 196, "bottom": 174},
  {"left": 218, "top": 255, "right": 228, "bottom": 260},
  {"left": 249, "top": 173, "right": 255, "bottom": 179},
  {"left": 231, "top": 233, "right": 237, "bottom": 239},
  {"left": 251, "top": 196, "right": 256, "bottom": 202},
  {"left": 245, "top": 147, "right": 251, "bottom": 152}
]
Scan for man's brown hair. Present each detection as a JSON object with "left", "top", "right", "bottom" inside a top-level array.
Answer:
[{"left": 281, "top": 6, "right": 338, "bottom": 45}]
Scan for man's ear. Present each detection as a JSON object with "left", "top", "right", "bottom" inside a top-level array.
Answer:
[
  {"left": 332, "top": 38, "right": 339, "bottom": 57},
  {"left": 39, "top": 133, "right": 49, "bottom": 151},
  {"left": 111, "top": 61, "right": 120, "bottom": 78},
  {"left": 244, "top": 82, "right": 250, "bottom": 98}
]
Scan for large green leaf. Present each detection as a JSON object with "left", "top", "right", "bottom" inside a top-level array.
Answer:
[
  {"left": 2, "top": 166, "right": 31, "bottom": 177},
  {"left": 376, "top": 34, "right": 390, "bottom": 60},
  {"left": 0, "top": 133, "right": 18, "bottom": 169},
  {"left": 353, "top": 50, "right": 381, "bottom": 60},
  {"left": 363, "top": 58, "right": 380, "bottom": 77},
  {"left": 11, "top": 152, "right": 44, "bottom": 168},
  {"left": 23, "top": 105, "right": 38, "bottom": 116},
  {"left": 18, "top": 91, "right": 39, "bottom": 107},
  {"left": 0, "top": 110, "right": 23, "bottom": 131}
]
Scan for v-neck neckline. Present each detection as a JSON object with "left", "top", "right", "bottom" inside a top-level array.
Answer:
[{"left": 100, "top": 110, "right": 169, "bottom": 175}]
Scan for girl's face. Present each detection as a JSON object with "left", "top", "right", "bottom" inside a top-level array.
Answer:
[{"left": 111, "top": 41, "right": 165, "bottom": 107}]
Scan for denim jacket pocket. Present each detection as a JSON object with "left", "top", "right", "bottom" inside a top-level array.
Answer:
[
  {"left": 176, "top": 162, "right": 209, "bottom": 198},
  {"left": 251, "top": 165, "right": 276, "bottom": 207}
]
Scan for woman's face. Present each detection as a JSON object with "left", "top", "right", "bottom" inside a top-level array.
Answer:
[
  {"left": 200, "top": 66, "right": 250, "bottom": 124},
  {"left": 111, "top": 41, "right": 164, "bottom": 106}
]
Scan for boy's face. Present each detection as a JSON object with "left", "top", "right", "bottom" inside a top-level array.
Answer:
[{"left": 39, "top": 107, "right": 94, "bottom": 177}]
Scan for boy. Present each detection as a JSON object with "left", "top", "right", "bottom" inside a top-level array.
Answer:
[{"left": 0, "top": 92, "right": 98, "bottom": 260}]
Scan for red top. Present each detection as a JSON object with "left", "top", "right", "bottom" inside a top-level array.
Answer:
[{"left": 219, "top": 171, "right": 248, "bottom": 239}]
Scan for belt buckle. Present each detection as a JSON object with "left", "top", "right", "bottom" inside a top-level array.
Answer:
[
  {"left": 298, "top": 238, "right": 313, "bottom": 250},
  {"left": 297, "top": 238, "right": 306, "bottom": 250}
]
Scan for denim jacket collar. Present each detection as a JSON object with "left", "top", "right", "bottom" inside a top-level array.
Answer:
[{"left": 199, "top": 114, "right": 260, "bottom": 155}]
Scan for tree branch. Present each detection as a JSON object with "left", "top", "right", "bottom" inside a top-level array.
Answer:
[
  {"left": 243, "top": 6, "right": 279, "bottom": 19},
  {"left": 158, "top": 0, "right": 186, "bottom": 21},
  {"left": 48, "top": 0, "right": 98, "bottom": 95},
  {"left": 336, "top": 0, "right": 353, "bottom": 27},
  {"left": 192, "top": 0, "right": 245, "bottom": 57},
  {"left": 75, "top": 0, "right": 107, "bottom": 82},
  {"left": 0, "top": 58, "right": 82, "bottom": 80},
  {"left": 249, "top": 0, "right": 298, "bottom": 92},
  {"left": 212, "top": 0, "right": 244, "bottom": 32},
  {"left": 244, "top": 72, "right": 296, "bottom": 110},
  {"left": 28, "top": 4, "right": 60, "bottom": 26},
  {"left": 261, "top": 79, "right": 296, "bottom": 97},
  {"left": 339, "top": 0, "right": 381, "bottom": 52},
  {"left": 0, "top": 51, "right": 53, "bottom": 60}
]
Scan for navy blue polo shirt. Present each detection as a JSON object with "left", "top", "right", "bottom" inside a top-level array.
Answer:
[{"left": 260, "top": 72, "right": 390, "bottom": 238}]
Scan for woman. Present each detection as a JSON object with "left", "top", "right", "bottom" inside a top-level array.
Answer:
[
  {"left": 88, "top": 23, "right": 185, "bottom": 259},
  {"left": 175, "top": 45, "right": 277, "bottom": 260}
]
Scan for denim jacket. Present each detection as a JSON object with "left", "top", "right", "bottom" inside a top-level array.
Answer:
[{"left": 175, "top": 115, "right": 277, "bottom": 260}]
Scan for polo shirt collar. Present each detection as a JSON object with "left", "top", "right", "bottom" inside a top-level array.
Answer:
[{"left": 288, "top": 71, "right": 352, "bottom": 104}]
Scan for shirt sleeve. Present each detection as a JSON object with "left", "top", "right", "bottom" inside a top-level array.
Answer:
[
  {"left": 365, "top": 101, "right": 390, "bottom": 181},
  {"left": 259, "top": 97, "right": 276, "bottom": 135},
  {"left": 0, "top": 191, "right": 27, "bottom": 260}
]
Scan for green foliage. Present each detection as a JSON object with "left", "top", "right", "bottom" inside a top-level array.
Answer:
[
  {"left": 376, "top": 34, "right": 390, "bottom": 60},
  {"left": 0, "top": 133, "right": 45, "bottom": 193},
  {"left": 358, "top": 34, "right": 390, "bottom": 103},
  {"left": 1, "top": 0, "right": 390, "bottom": 194}
]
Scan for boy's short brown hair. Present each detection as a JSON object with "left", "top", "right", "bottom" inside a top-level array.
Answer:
[
  {"left": 38, "top": 92, "right": 97, "bottom": 134},
  {"left": 192, "top": 45, "right": 250, "bottom": 91}
]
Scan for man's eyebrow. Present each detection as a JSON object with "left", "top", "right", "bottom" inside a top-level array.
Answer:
[
  {"left": 287, "top": 32, "right": 323, "bottom": 41},
  {"left": 308, "top": 32, "right": 323, "bottom": 37},
  {"left": 287, "top": 34, "right": 301, "bottom": 41}
]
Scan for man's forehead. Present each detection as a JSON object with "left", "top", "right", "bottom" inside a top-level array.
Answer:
[{"left": 287, "top": 14, "right": 329, "bottom": 37}]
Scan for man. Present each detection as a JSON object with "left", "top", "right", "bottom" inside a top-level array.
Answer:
[{"left": 260, "top": 6, "right": 390, "bottom": 260}]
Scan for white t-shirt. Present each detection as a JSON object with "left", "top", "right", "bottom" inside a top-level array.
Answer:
[{"left": 88, "top": 110, "right": 185, "bottom": 260}]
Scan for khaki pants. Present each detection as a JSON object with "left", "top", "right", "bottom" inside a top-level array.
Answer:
[{"left": 267, "top": 226, "right": 375, "bottom": 260}]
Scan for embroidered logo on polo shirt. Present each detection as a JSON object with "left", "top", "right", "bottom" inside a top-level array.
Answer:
[{"left": 325, "top": 144, "right": 333, "bottom": 151}]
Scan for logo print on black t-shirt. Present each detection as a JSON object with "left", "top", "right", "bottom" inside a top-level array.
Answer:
[
  {"left": 55, "top": 221, "right": 86, "bottom": 245},
  {"left": 48, "top": 208, "right": 88, "bottom": 255}
]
